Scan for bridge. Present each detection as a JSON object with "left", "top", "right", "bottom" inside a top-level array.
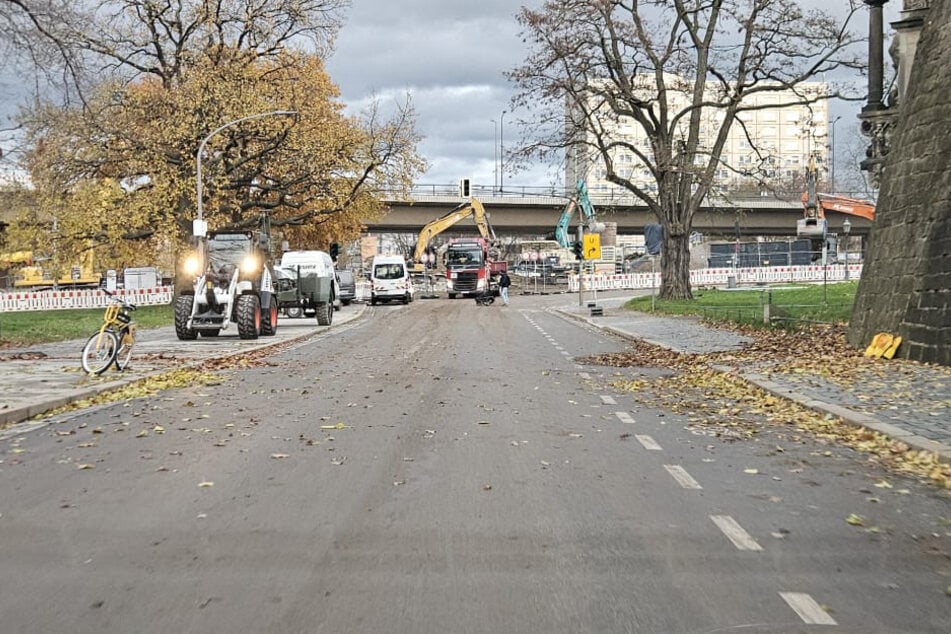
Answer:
[{"left": 367, "top": 184, "right": 872, "bottom": 239}]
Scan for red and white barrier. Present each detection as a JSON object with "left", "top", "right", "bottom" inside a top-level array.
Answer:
[
  {"left": 568, "top": 264, "right": 863, "bottom": 292},
  {"left": 0, "top": 286, "right": 175, "bottom": 313}
]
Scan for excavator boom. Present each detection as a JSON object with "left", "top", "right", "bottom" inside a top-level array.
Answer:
[
  {"left": 411, "top": 198, "right": 495, "bottom": 271},
  {"left": 555, "top": 180, "right": 597, "bottom": 248}
]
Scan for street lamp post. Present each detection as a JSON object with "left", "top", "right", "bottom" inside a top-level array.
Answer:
[
  {"left": 196, "top": 110, "right": 297, "bottom": 231},
  {"left": 830, "top": 115, "right": 842, "bottom": 193},
  {"left": 842, "top": 219, "right": 852, "bottom": 281},
  {"left": 499, "top": 110, "right": 506, "bottom": 194},
  {"left": 491, "top": 119, "right": 498, "bottom": 194}
]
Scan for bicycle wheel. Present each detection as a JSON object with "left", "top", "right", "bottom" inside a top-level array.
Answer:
[
  {"left": 81, "top": 330, "right": 119, "bottom": 375},
  {"left": 114, "top": 327, "right": 136, "bottom": 371}
]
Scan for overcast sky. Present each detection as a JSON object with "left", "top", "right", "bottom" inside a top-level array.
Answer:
[
  {"left": 325, "top": 0, "right": 900, "bottom": 193},
  {"left": 1, "top": 1, "right": 900, "bottom": 191},
  {"left": 325, "top": 0, "right": 554, "bottom": 191}
]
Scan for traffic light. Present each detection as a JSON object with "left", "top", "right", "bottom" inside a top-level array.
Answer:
[
  {"left": 329, "top": 242, "right": 340, "bottom": 261},
  {"left": 572, "top": 241, "right": 584, "bottom": 261}
]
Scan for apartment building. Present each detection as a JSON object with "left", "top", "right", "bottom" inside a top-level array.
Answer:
[{"left": 566, "top": 76, "right": 829, "bottom": 196}]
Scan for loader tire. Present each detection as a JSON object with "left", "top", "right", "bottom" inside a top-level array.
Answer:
[
  {"left": 174, "top": 295, "right": 197, "bottom": 340},
  {"left": 236, "top": 294, "right": 261, "bottom": 340},
  {"left": 261, "top": 300, "right": 278, "bottom": 336}
]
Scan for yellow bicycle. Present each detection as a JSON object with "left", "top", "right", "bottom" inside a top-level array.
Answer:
[{"left": 81, "top": 291, "right": 137, "bottom": 375}]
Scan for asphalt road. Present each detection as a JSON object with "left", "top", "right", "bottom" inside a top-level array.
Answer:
[{"left": 1, "top": 296, "right": 950, "bottom": 633}]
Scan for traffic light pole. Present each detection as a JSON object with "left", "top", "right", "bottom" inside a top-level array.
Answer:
[{"left": 577, "top": 225, "right": 585, "bottom": 307}]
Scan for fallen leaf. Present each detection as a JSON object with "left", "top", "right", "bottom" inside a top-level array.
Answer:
[
  {"left": 197, "top": 481, "right": 214, "bottom": 488},
  {"left": 270, "top": 453, "right": 290, "bottom": 459},
  {"left": 845, "top": 513, "right": 864, "bottom": 526},
  {"left": 77, "top": 463, "right": 95, "bottom": 470}
]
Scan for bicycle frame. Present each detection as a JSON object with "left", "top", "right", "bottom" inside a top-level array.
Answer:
[{"left": 81, "top": 295, "right": 137, "bottom": 374}]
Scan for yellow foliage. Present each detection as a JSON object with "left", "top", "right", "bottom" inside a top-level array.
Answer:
[{"left": 15, "top": 49, "right": 425, "bottom": 261}]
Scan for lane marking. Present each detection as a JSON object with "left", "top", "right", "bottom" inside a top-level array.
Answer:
[
  {"left": 710, "top": 515, "right": 763, "bottom": 552},
  {"left": 615, "top": 411, "right": 635, "bottom": 424},
  {"left": 635, "top": 434, "right": 662, "bottom": 451},
  {"left": 779, "top": 592, "right": 837, "bottom": 625},
  {"left": 600, "top": 395, "right": 617, "bottom": 405},
  {"left": 664, "top": 465, "right": 703, "bottom": 489}
]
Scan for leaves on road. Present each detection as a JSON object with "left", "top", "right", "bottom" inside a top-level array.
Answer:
[{"left": 587, "top": 324, "right": 951, "bottom": 490}]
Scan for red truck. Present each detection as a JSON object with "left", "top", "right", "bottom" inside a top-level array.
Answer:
[{"left": 444, "top": 237, "right": 507, "bottom": 299}]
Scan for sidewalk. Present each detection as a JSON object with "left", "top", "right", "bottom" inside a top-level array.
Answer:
[
  {"left": 559, "top": 297, "right": 951, "bottom": 463},
  {"left": 0, "top": 305, "right": 367, "bottom": 431}
]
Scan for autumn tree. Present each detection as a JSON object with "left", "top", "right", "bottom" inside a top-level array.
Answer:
[
  {"left": 19, "top": 49, "right": 424, "bottom": 267},
  {"left": 10, "top": 0, "right": 425, "bottom": 272},
  {"left": 509, "top": 0, "right": 865, "bottom": 299}
]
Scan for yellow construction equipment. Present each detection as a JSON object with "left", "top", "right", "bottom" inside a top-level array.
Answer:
[
  {"left": 1, "top": 249, "right": 100, "bottom": 290},
  {"left": 410, "top": 198, "right": 497, "bottom": 273}
]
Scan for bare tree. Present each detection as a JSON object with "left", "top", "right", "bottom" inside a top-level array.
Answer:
[{"left": 509, "top": 0, "right": 865, "bottom": 299}]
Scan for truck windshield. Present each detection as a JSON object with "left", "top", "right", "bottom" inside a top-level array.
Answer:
[
  {"left": 446, "top": 247, "right": 484, "bottom": 267},
  {"left": 207, "top": 233, "right": 252, "bottom": 271}
]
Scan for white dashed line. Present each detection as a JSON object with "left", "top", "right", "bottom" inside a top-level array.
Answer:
[
  {"left": 779, "top": 592, "right": 837, "bottom": 625},
  {"left": 635, "top": 434, "right": 662, "bottom": 451},
  {"left": 710, "top": 515, "right": 763, "bottom": 551},
  {"left": 615, "top": 411, "right": 635, "bottom": 424},
  {"left": 600, "top": 395, "right": 617, "bottom": 405},
  {"left": 664, "top": 465, "right": 703, "bottom": 489}
]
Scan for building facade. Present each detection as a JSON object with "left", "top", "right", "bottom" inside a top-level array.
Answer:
[{"left": 566, "top": 76, "right": 829, "bottom": 197}]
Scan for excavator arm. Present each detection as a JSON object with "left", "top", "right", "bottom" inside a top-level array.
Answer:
[
  {"left": 555, "top": 180, "right": 597, "bottom": 248},
  {"left": 798, "top": 155, "right": 875, "bottom": 238},
  {"left": 411, "top": 198, "right": 493, "bottom": 271}
]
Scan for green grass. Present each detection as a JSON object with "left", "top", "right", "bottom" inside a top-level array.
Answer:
[
  {"left": 625, "top": 281, "right": 858, "bottom": 327},
  {"left": 0, "top": 304, "right": 174, "bottom": 347}
]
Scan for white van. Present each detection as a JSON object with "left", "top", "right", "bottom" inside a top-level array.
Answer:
[{"left": 370, "top": 255, "right": 414, "bottom": 305}]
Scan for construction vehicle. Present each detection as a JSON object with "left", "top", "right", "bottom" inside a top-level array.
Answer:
[
  {"left": 554, "top": 180, "right": 598, "bottom": 248},
  {"left": 410, "top": 198, "right": 495, "bottom": 273},
  {"left": 175, "top": 220, "right": 279, "bottom": 341},
  {"left": 274, "top": 250, "right": 338, "bottom": 324},
  {"left": 798, "top": 155, "right": 875, "bottom": 240},
  {"left": 1, "top": 249, "right": 100, "bottom": 290}
]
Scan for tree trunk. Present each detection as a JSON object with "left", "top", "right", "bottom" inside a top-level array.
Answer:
[{"left": 659, "top": 230, "right": 692, "bottom": 300}]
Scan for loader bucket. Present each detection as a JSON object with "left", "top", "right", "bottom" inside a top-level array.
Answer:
[{"left": 796, "top": 218, "right": 827, "bottom": 239}]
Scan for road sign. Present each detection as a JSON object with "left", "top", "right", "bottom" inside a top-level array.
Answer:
[{"left": 583, "top": 234, "right": 601, "bottom": 260}]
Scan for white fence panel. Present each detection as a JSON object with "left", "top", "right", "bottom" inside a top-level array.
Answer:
[{"left": 0, "top": 287, "right": 175, "bottom": 313}]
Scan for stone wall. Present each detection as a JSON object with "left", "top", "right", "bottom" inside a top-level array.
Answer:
[{"left": 848, "top": 2, "right": 951, "bottom": 365}]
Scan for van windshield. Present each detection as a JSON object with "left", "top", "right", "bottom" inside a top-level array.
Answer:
[{"left": 374, "top": 263, "right": 405, "bottom": 279}]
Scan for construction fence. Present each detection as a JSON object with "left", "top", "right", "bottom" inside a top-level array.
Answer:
[
  {"left": 0, "top": 287, "right": 175, "bottom": 313},
  {"left": 567, "top": 263, "right": 863, "bottom": 292}
]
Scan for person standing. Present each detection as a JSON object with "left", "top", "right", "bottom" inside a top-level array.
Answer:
[{"left": 498, "top": 269, "right": 511, "bottom": 306}]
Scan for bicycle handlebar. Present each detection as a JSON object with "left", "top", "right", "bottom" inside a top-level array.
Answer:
[{"left": 102, "top": 288, "right": 137, "bottom": 310}]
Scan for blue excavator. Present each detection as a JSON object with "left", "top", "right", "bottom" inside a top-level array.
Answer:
[{"left": 555, "top": 180, "right": 598, "bottom": 249}]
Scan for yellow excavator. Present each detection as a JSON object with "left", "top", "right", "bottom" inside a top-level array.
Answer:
[
  {"left": 410, "top": 197, "right": 498, "bottom": 273},
  {"left": 0, "top": 249, "right": 100, "bottom": 290}
]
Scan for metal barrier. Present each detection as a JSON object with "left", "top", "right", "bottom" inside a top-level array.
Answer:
[
  {"left": 0, "top": 287, "right": 175, "bottom": 313},
  {"left": 567, "top": 264, "right": 863, "bottom": 292}
]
